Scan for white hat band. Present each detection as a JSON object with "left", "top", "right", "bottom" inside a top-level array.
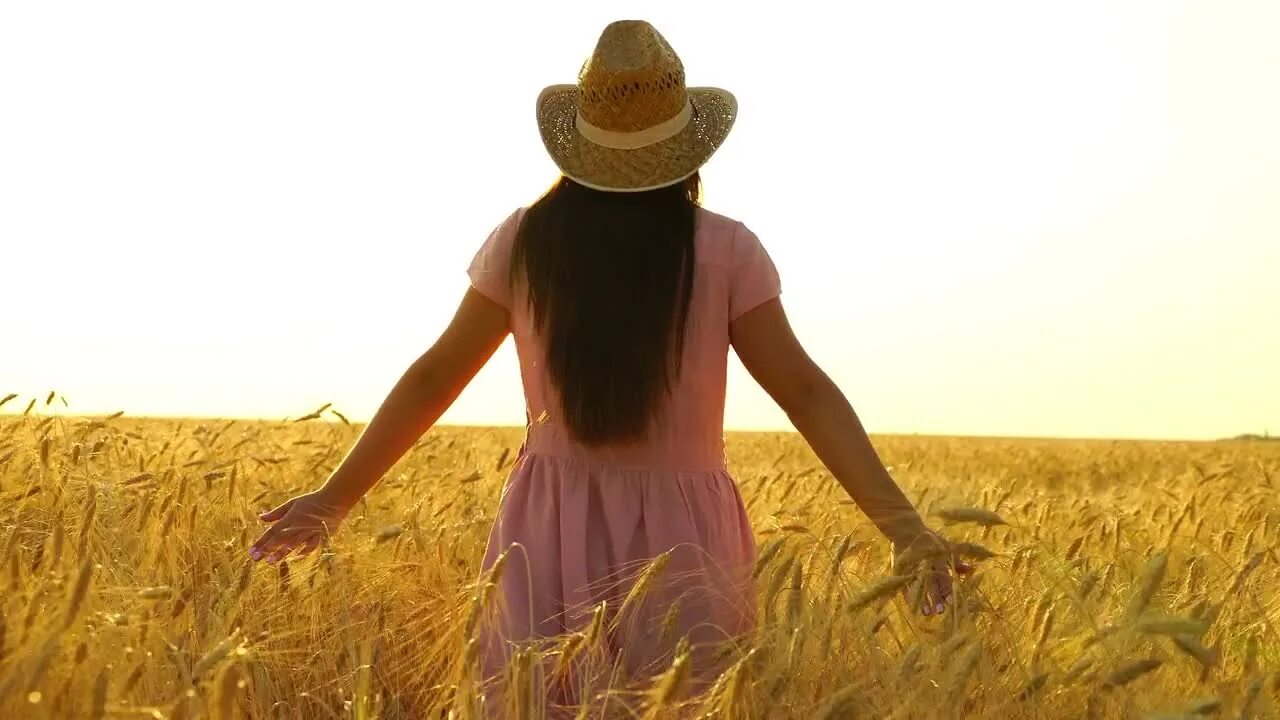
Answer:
[{"left": 574, "top": 99, "right": 693, "bottom": 151}]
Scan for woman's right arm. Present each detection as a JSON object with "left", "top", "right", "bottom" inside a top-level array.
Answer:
[{"left": 729, "top": 298, "right": 929, "bottom": 547}]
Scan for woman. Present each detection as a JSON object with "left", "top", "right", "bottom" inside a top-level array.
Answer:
[{"left": 250, "top": 19, "right": 965, "bottom": 714}]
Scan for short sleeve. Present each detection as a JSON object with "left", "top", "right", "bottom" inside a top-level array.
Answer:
[
  {"left": 467, "top": 209, "right": 523, "bottom": 309},
  {"left": 728, "top": 222, "right": 782, "bottom": 321}
]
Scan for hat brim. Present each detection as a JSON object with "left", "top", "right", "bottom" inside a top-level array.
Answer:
[{"left": 535, "top": 85, "right": 737, "bottom": 193}]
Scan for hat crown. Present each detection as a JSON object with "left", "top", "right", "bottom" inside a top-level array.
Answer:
[{"left": 577, "top": 21, "right": 688, "bottom": 133}]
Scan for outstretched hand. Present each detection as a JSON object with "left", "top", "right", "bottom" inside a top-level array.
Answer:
[
  {"left": 892, "top": 529, "right": 975, "bottom": 616},
  {"left": 249, "top": 490, "right": 351, "bottom": 564}
]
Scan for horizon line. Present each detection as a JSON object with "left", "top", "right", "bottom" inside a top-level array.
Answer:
[{"left": 0, "top": 410, "right": 1270, "bottom": 445}]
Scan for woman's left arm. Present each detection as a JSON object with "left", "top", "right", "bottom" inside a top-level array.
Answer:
[
  {"left": 314, "top": 287, "right": 510, "bottom": 506},
  {"left": 249, "top": 287, "right": 508, "bottom": 562}
]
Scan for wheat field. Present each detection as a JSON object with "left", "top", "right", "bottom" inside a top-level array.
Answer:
[{"left": 1, "top": 396, "right": 1278, "bottom": 719}]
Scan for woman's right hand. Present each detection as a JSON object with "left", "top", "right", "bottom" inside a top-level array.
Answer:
[
  {"left": 249, "top": 489, "right": 352, "bottom": 564},
  {"left": 891, "top": 529, "right": 974, "bottom": 616}
]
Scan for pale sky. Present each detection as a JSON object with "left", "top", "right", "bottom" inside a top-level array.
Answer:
[{"left": 2, "top": 2, "right": 1277, "bottom": 440}]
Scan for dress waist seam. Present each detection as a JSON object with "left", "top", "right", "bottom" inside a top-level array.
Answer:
[{"left": 516, "top": 448, "right": 728, "bottom": 475}]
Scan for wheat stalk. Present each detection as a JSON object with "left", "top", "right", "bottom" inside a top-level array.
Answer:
[
  {"left": 1103, "top": 658, "right": 1162, "bottom": 689},
  {"left": 1135, "top": 614, "right": 1208, "bottom": 637},
  {"left": 1124, "top": 551, "right": 1168, "bottom": 620},
  {"left": 934, "top": 507, "right": 1008, "bottom": 527},
  {"left": 848, "top": 575, "right": 913, "bottom": 612}
]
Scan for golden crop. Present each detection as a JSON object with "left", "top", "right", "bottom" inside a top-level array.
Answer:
[{"left": 0, "top": 405, "right": 1277, "bottom": 718}]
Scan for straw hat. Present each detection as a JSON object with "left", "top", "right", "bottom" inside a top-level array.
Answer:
[{"left": 536, "top": 20, "right": 737, "bottom": 193}]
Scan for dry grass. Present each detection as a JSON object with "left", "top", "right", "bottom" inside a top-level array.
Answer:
[{"left": 0, "top": 401, "right": 1278, "bottom": 718}]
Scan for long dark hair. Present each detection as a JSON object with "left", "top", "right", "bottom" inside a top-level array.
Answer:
[{"left": 510, "top": 173, "right": 702, "bottom": 446}]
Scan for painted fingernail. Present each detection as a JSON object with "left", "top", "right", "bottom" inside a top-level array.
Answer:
[
  {"left": 922, "top": 605, "right": 932, "bottom": 616},
  {"left": 250, "top": 549, "right": 261, "bottom": 561},
  {"left": 935, "top": 602, "right": 945, "bottom": 615}
]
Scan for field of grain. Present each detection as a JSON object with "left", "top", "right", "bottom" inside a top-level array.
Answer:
[{"left": 1, "top": 399, "right": 1278, "bottom": 718}]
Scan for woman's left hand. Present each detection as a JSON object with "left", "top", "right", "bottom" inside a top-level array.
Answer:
[{"left": 249, "top": 489, "right": 351, "bottom": 564}]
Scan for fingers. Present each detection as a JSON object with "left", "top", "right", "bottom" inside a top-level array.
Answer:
[
  {"left": 251, "top": 523, "right": 302, "bottom": 562},
  {"left": 903, "top": 571, "right": 926, "bottom": 612},
  {"left": 932, "top": 570, "right": 953, "bottom": 615},
  {"left": 918, "top": 569, "right": 940, "bottom": 616},
  {"left": 904, "top": 542, "right": 975, "bottom": 617},
  {"left": 922, "top": 583, "right": 945, "bottom": 616},
  {"left": 265, "top": 528, "right": 318, "bottom": 564},
  {"left": 249, "top": 524, "right": 283, "bottom": 561},
  {"left": 920, "top": 562, "right": 956, "bottom": 616},
  {"left": 266, "top": 539, "right": 298, "bottom": 565},
  {"left": 296, "top": 535, "right": 322, "bottom": 557},
  {"left": 272, "top": 530, "right": 325, "bottom": 563},
  {"left": 250, "top": 493, "right": 344, "bottom": 563}
]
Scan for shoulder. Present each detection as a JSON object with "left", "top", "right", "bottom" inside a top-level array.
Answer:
[
  {"left": 695, "top": 206, "right": 743, "bottom": 236},
  {"left": 480, "top": 206, "right": 530, "bottom": 250},
  {"left": 470, "top": 206, "right": 530, "bottom": 271},
  {"left": 500, "top": 205, "right": 530, "bottom": 232},
  {"left": 695, "top": 207, "right": 764, "bottom": 267}
]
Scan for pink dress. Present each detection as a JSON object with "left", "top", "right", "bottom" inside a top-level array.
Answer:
[{"left": 466, "top": 206, "right": 782, "bottom": 710}]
